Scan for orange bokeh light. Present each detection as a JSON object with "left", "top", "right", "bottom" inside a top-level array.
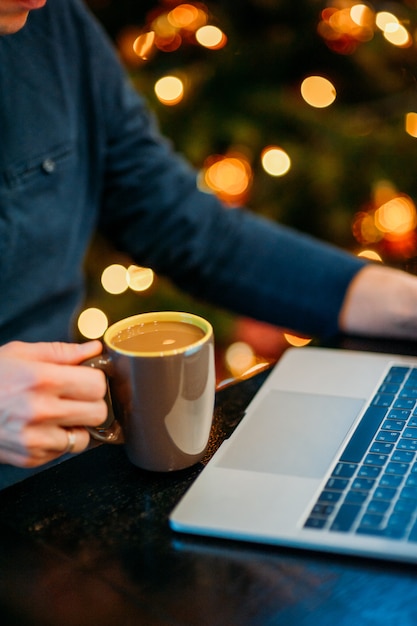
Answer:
[
  {"left": 318, "top": 4, "right": 376, "bottom": 54},
  {"left": 202, "top": 154, "right": 252, "bottom": 204}
]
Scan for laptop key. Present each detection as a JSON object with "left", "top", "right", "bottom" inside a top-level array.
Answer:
[
  {"left": 367, "top": 500, "right": 390, "bottom": 514},
  {"left": 400, "top": 486, "right": 417, "bottom": 500},
  {"left": 344, "top": 490, "right": 368, "bottom": 504},
  {"left": 351, "top": 477, "right": 375, "bottom": 491},
  {"left": 370, "top": 441, "right": 394, "bottom": 454},
  {"left": 388, "top": 409, "right": 410, "bottom": 420},
  {"left": 403, "top": 427, "right": 417, "bottom": 440},
  {"left": 374, "top": 486, "right": 398, "bottom": 500},
  {"left": 363, "top": 453, "right": 388, "bottom": 467},
  {"left": 379, "top": 473, "right": 403, "bottom": 488},
  {"left": 381, "top": 419, "right": 405, "bottom": 431},
  {"left": 358, "top": 465, "right": 381, "bottom": 478},
  {"left": 359, "top": 513, "right": 384, "bottom": 530},
  {"left": 396, "top": 438, "right": 417, "bottom": 451},
  {"left": 394, "top": 398, "right": 416, "bottom": 410},
  {"left": 330, "top": 503, "right": 362, "bottom": 532},
  {"left": 325, "top": 477, "right": 349, "bottom": 491},
  {"left": 340, "top": 406, "right": 388, "bottom": 463},
  {"left": 318, "top": 490, "right": 343, "bottom": 503},
  {"left": 312, "top": 503, "right": 334, "bottom": 517},
  {"left": 373, "top": 394, "right": 395, "bottom": 407},
  {"left": 376, "top": 431, "right": 400, "bottom": 443},
  {"left": 304, "top": 517, "right": 327, "bottom": 530},
  {"left": 384, "top": 367, "right": 410, "bottom": 383},
  {"left": 385, "top": 462, "right": 409, "bottom": 476},
  {"left": 392, "top": 450, "right": 414, "bottom": 463},
  {"left": 332, "top": 462, "right": 357, "bottom": 478},
  {"left": 394, "top": 499, "right": 417, "bottom": 514},
  {"left": 387, "top": 512, "right": 412, "bottom": 529}
]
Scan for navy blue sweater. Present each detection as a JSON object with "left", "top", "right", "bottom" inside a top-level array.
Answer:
[{"left": 0, "top": 0, "right": 365, "bottom": 343}]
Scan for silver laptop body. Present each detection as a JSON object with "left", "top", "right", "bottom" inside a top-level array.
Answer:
[{"left": 170, "top": 346, "right": 417, "bottom": 563}]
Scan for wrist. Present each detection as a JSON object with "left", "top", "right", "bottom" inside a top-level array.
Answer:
[{"left": 339, "top": 264, "right": 417, "bottom": 339}]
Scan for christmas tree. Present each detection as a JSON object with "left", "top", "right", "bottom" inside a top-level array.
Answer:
[{"left": 82, "top": 0, "right": 417, "bottom": 379}]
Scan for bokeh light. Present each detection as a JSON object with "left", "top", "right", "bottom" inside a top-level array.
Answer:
[
  {"left": 318, "top": 4, "right": 376, "bottom": 54},
  {"left": 301, "top": 76, "right": 336, "bottom": 108},
  {"left": 357, "top": 250, "right": 383, "bottom": 261},
  {"left": 350, "top": 4, "right": 374, "bottom": 30},
  {"left": 405, "top": 112, "right": 417, "bottom": 138},
  {"left": 154, "top": 75, "right": 184, "bottom": 105},
  {"left": 127, "top": 265, "right": 155, "bottom": 292},
  {"left": 78, "top": 308, "right": 108, "bottom": 339},
  {"left": 101, "top": 264, "right": 128, "bottom": 294},
  {"left": 375, "top": 12, "right": 398, "bottom": 32},
  {"left": 196, "top": 25, "right": 227, "bottom": 49},
  {"left": 284, "top": 333, "right": 312, "bottom": 347},
  {"left": 143, "top": 3, "right": 208, "bottom": 52},
  {"left": 133, "top": 31, "right": 155, "bottom": 60},
  {"left": 225, "top": 341, "right": 256, "bottom": 377},
  {"left": 167, "top": 4, "right": 207, "bottom": 30},
  {"left": 151, "top": 12, "right": 177, "bottom": 39},
  {"left": 352, "top": 178, "right": 417, "bottom": 259},
  {"left": 202, "top": 154, "right": 252, "bottom": 203},
  {"left": 374, "top": 196, "right": 417, "bottom": 236},
  {"left": 261, "top": 147, "right": 291, "bottom": 177},
  {"left": 383, "top": 22, "right": 412, "bottom": 47},
  {"left": 117, "top": 26, "right": 145, "bottom": 66}
]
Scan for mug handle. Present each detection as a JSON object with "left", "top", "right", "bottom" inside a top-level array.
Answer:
[{"left": 81, "top": 354, "right": 124, "bottom": 444}]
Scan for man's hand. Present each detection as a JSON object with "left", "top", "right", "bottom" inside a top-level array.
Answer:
[
  {"left": 0, "top": 340, "right": 107, "bottom": 468},
  {"left": 339, "top": 264, "right": 417, "bottom": 339}
]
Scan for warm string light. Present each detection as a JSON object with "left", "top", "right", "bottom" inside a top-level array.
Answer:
[
  {"left": 284, "top": 334, "right": 312, "bottom": 348},
  {"left": 353, "top": 181, "right": 417, "bottom": 259},
  {"left": 261, "top": 147, "right": 291, "bottom": 177},
  {"left": 300, "top": 76, "right": 336, "bottom": 108},
  {"left": 357, "top": 250, "right": 382, "bottom": 261},
  {"left": 225, "top": 342, "right": 256, "bottom": 378},
  {"left": 196, "top": 25, "right": 227, "bottom": 49},
  {"left": 318, "top": 3, "right": 413, "bottom": 54},
  {"left": 199, "top": 153, "right": 252, "bottom": 204},
  {"left": 405, "top": 112, "right": 417, "bottom": 138},
  {"left": 77, "top": 265, "right": 155, "bottom": 339},
  {"left": 154, "top": 75, "right": 185, "bottom": 105},
  {"left": 123, "top": 3, "right": 227, "bottom": 67},
  {"left": 78, "top": 308, "right": 108, "bottom": 340}
]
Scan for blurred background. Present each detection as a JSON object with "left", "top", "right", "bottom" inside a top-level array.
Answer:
[{"left": 78, "top": 0, "right": 417, "bottom": 382}]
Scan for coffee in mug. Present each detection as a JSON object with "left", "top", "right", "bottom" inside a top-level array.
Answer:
[
  {"left": 112, "top": 320, "right": 205, "bottom": 353},
  {"left": 84, "top": 311, "right": 215, "bottom": 472}
]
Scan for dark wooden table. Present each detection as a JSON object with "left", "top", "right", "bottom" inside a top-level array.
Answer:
[{"left": 2, "top": 336, "right": 417, "bottom": 625}]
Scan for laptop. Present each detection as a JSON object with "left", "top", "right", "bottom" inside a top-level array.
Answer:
[{"left": 170, "top": 346, "right": 417, "bottom": 563}]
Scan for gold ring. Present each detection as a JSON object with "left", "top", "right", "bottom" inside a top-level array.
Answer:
[{"left": 63, "top": 428, "right": 76, "bottom": 455}]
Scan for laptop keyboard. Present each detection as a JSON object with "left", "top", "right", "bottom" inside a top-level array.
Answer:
[{"left": 304, "top": 364, "right": 417, "bottom": 541}]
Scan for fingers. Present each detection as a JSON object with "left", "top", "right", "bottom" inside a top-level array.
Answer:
[
  {"left": 0, "top": 351, "right": 108, "bottom": 403},
  {"left": 0, "top": 340, "right": 108, "bottom": 469},
  {"left": 0, "top": 340, "right": 103, "bottom": 366},
  {"left": 60, "top": 426, "right": 90, "bottom": 456},
  {"left": 5, "top": 390, "right": 108, "bottom": 428},
  {"left": 33, "top": 361, "right": 108, "bottom": 402},
  {"left": 63, "top": 428, "right": 77, "bottom": 454},
  {"left": 0, "top": 339, "right": 107, "bottom": 402},
  {"left": 0, "top": 425, "right": 91, "bottom": 468}
]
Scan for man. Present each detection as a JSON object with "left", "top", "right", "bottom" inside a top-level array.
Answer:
[{"left": 1, "top": 0, "right": 417, "bottom": 485}]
